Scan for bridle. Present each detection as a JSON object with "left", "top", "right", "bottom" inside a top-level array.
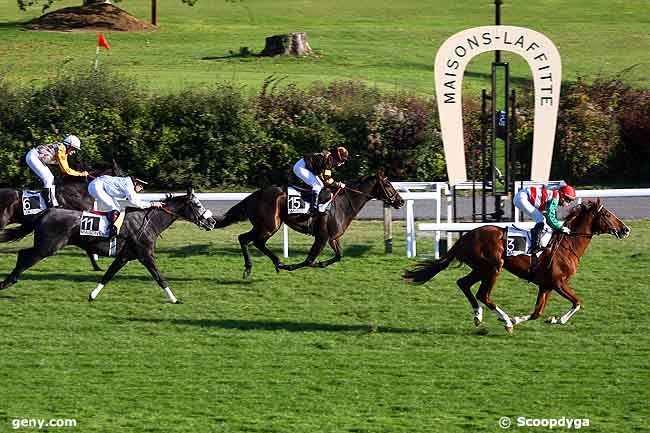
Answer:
[
  {"left": 340, "top": 175, "right": 400, "bottom": 207},
  {"left": 159, "top": 196, "right": 214, "bottom": 230}
]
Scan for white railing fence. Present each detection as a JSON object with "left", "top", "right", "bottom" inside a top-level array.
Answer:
[{"left": 131, "top": 185, "right": 650, "bottom": 259}]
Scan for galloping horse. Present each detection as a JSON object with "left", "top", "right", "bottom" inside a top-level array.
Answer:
[
  {"left": 404, "top": 200, "right": 630, "bottom": 334},
  {"left": 215, "top": 173, "right": 405, "bottom": 277},
  {"left": 0, "top": 164, "right": 119, "bottom": 271},
  {"left": 0, "top": 189, "right": 216, "bottom": 304}
]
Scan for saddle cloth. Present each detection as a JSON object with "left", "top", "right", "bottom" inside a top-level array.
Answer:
[
  {"left": 287, "top": 186, "right": 333, "bottom": 215},
  {"left": 505, "top": 225, "right": 553, "bottom": 257},
  {"left": 79, "top": 211, "right": 125, "bottom": 238},
  {"left": 21, "top": 191, "right": 46, "bottom": 215}
]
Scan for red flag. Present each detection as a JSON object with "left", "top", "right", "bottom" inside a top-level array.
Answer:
[{"left": 97, "top": 33, "right": 111, "bottom": 50}]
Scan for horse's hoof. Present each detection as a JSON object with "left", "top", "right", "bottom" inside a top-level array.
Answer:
[
  {"left": 275, "top": 263, "right": 284, "bottom": 273},
  {"left": 88, "top": 294, "right": 94, "bottom": 302},
  {"left": 243, "top": 268, "right": 251, "bottom": 279},
  {"left": 174, "top": 299, "right": 184, "bottom": 305},
  {"left": 93, "top": 267, "right": 103, "bottom": 272},
  {"left": 505, "top": 325, "right": 514, "bottom": 335},
  {"left": 473, "top": 316, "right": 482, "bottom": 327},
  {"left": 545, "top": 316, "right": 559, "bottom": 324}
]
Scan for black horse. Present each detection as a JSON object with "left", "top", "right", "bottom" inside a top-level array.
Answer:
[
  {"left": 0, "top": 164, "right": 119, "bottom": 271},
  {"left": 0, "top": 189, "right": 216, "bottom": 304},
  {"left": 214, "top": 173, "right": 405, "bottom": 277}
]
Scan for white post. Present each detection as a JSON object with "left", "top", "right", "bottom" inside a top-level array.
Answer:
[
  {"left": 282, "top": 223, "right": 289, "bottom": 258},
  {"left": 435, "top": 185, "right": 442, "bottom": 259},
  {"left": 405, "top": 199, "right": 416, "bottom": 257}
]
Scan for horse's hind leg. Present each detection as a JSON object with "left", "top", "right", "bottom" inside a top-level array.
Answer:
[
  {"left": 475, "top": 268, "right": 514, "bottom": 334},
  {"left": 0, "top": 248, "right": 47, "bottom": 290},
  {"left": 87, "top": 251, "right": 102, "bottom": 272},
  {"left": 547, "top": 282, "right": 582, "bottom": 325},
  {"left": 457, "top": 270, "right": 482, "bottom": 326},
  {"left": 239, "top": 229, "right": 283, "bottom": 279}
]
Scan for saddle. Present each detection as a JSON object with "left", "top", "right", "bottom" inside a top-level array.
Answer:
[
  {"left": 287, "top": 185, "right": 332, "bottom": 204},
  {"left": 286, "top": 186, "right": 333, "bottom": 215},
  {"left": 505, "top": 225, "right": 552, "bottom": 257}
]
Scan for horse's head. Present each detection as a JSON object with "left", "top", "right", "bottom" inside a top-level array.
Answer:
[
  {"left": 163, "top": 187, "right": 216, "bottom": 230},
  {"left": 566, "top": 200, "right": 630, "bottom": 239},
  {"left": 372, "top": 173, "right": 405, "bottom": 209}
]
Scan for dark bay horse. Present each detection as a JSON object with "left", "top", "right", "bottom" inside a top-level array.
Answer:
[
  {"left": 403, "top": 200, "right": 630, "bottom": 334},
  {"left": 215, "top": 173, "right": 405, "bottom": 277},
  {"left": 0, "top": 165, "right": 118, "bottom": 271},
  {"left": 0, "top": 189, "right": 216, "bottom": 304}
]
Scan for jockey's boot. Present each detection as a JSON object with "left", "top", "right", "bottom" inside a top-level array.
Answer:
[
  {"left": 108, "top": 210, "right": 120, "bottom": 237},
  {"left": 43, "top": 187, "right": 59, "bottom": 208},
  {"left": 530, "top": 222, "right": 545, "bottom": 254},
  {"left": 528, "top": 222, "right": 545, "bottom": 275},
  {"left": 310, "top": 190, "right": 320, "bottom": 217}
]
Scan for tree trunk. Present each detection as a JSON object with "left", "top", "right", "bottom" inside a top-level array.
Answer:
[{"left": 260, "top": 32, "right": 313, "bottom": 57}]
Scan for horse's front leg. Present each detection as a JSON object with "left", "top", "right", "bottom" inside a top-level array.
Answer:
[
  {"left": 546, "top": 282, "right": 582, "bottom": 325},
  {"left": 512, "top": 287, "right": 552, "bottom": 326},
  {"left": 283, "top": 235, "right": 329, "bottom": 271},
  {"left": 314, "top": 238, "right": 342, "bottom": 268},
  {"left": 88, "top": 255, "right": 129, "bottom": 301},
  {"left": 137, "top": 253, "right": 183, "bottom": 304}
]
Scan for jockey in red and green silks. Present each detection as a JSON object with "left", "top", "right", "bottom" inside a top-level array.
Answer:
[{"left": 513, "top": 184, "right": 577, "bottom": 252}]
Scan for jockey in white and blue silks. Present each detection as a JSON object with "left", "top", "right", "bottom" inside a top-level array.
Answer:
[
  {"left": 513, "top": 184, "right": 577, "bottom": 252},
  {"left": 88, "top": 175, "right": 163, "bottom": 233}
]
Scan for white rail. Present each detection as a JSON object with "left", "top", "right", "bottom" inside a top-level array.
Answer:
[{"left": 135, "top": 184, "right": 447, "bottom": 259}]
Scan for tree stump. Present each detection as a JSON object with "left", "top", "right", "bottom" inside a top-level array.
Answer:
[{"left": 260, "top": 32, "right": 313, "bottom": 57}]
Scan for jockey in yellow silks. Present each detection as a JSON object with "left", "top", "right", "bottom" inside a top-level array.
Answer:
[{"left": 25, "top": 135, "right": 88, "bottom": 208}]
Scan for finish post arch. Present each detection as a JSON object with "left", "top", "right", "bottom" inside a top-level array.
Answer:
[{"left": 435, "top": 25, "right": 561, "bottom": 185}]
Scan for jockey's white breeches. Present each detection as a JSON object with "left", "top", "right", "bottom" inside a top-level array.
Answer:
[
  {"left": 26, "top": 149, "right": 54, "bottom": 188},
  {"left": 293, "top": 159, "right": 323, "bottom": 193},
  {"left": 514, "top": 189, "right": 545, "bottom": 224},
  {"left": 88, "top": 179, "right": 121, "bottom": 212}
]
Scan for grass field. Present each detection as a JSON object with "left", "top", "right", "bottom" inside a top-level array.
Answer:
[
  {"left": 0, "top": 219, "right": 648, "bottom": 432},
  {"left": 1, "top": 0, "right": 650, "bottom": 93}
]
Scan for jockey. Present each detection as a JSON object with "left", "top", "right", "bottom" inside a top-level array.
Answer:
[
  {"left": 88, "top": 175, "right": 163, "bottom": 235},
  {"left": 293, "top": 146, "right": 350, "bottom": 216},
  {"left": 25, "top": 135, "right": 89, "bottom": 208},
  {"left": 514, "top": 184, "right": 577, "bottom": 253}
]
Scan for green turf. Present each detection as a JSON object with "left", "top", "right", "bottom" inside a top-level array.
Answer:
[
  {"left": 1, "top": 0, "right": 649, "bottom": 93},
  {"left": 0, "top": 219, "right": 648, "bottom": 432}
]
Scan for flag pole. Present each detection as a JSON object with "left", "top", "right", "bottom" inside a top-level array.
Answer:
[{"left": 94, "top": 44, "right": 100, "bottom": 71}]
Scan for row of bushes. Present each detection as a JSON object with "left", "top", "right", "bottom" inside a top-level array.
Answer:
[{"left": 0, "top": 70, "right": 648, "bottom": 190}]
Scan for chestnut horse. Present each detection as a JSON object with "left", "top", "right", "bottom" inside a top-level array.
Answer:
[
  {"left": 214, "top": 173, "right": 405, "bottom": 277},
  {"left": 404, "top": 200, "right": 630, "bottom": 334}
]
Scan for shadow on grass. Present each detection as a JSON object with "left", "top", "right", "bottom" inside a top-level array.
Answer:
[
  {"left": 115, "top": 316, "right": 424, "bottom": 334},
  {"left": 17, "top": 272, "right": 206, "bottom": 283}
]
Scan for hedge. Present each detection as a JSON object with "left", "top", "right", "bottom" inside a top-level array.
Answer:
[{"left": 1, "top": 71, "right": 648, "bottom": 190}]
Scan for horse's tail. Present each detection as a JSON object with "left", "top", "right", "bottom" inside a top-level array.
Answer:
[
  {"left": 213, "top": 200, "right": 249, "bottom": 229},
  {"left": 403, "top": 240, "right": 460, "bottom": 284},
  {"left": 0, "top": 222, "right": 35, "bottom": 243}
]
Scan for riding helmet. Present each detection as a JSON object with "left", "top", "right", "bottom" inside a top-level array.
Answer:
[
  {"left": 63, "top": 135, "right": 81, "bottom": 150},
  {"left": 333, "top": 146, "right": 350, "bottom": 163},
  {"left": 560, "top": 185, "right": 577, "bottom": 201}
]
